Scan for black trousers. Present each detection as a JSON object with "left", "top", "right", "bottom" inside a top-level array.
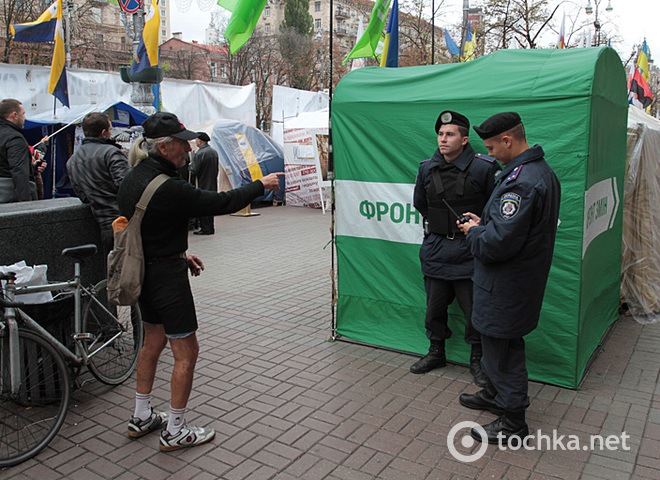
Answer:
[
  {"left": 480, "top": 334, "right": 530, "bottom": 411},
  {"left": 199, "top": 215, "right": 214, "bottom": 234},
  {"left": 423, "top": 276, "right": 480, "bottom": 344}
]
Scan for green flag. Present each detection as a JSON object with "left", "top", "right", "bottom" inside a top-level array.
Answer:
[
  {"left": 343, "top": 0, "right": 392, "bottom": 65},
  {"left": 219, "top": 0, "right": 267, "bottom": 54}
]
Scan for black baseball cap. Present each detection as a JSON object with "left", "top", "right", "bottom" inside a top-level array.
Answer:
[
  {"left": 142, "top": 112, "right": 199, "bottom": 140},
  {"left": 473, "top": 112, "right": 522, "bottom": 140},
  {"left": 435, "top": 110, "right": 470, "bottom": 134}
]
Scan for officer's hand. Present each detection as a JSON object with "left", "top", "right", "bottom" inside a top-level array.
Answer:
[
  {"left": 186, "top": 254, "right": 205, "bottom": 276},
  {"left": 457, "top": 212, "right": 480, "bottom": 235},
  {"left": 259, "top": 172, "right": 285, "bottom": 193}
]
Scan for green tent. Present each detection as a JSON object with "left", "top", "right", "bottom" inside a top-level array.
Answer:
[{"left": 332, "top": 47, "right": 628, "bottom": 389}]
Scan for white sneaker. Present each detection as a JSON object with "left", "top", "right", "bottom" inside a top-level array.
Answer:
[
  {"left": 127, "top": 410, "right": 168, "bottom": 438},
  {"left": 159, "top": 423, "right": 215, "bottom": 451}
]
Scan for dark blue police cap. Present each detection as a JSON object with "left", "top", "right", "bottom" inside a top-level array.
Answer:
[
  {"left": 435, "top": 110, "right": 470, "bottom": 134},
  {"left": 473, "top": 112, "right": 522, "bottom": 140}
]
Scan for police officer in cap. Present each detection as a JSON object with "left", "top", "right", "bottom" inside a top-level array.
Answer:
[
  {"left": 411, "top": 110, "right": 500, "bottom": 385},
  {"left": 457, "top": 112, "right": 561, "bottom": 445}
]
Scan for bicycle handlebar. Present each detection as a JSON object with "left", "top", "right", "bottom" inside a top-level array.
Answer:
[{"left": 0, "top": 296, "right": 24, "bottom": 308}]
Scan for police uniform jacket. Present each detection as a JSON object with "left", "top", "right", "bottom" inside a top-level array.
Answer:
[
  {"left": 118, "top": 154, "right": 264, "bottom": 259},
  {"left": 414, "top": 143, "right": 500, "bottom": 280},
  {"left": 466, "top": 145, "right": 561, "bottom": 338}
]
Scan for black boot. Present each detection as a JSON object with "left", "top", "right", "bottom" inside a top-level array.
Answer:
[
  {"left": 410, "top": 341, "right": 446, "bottom": 374},
  {"left": 471, "top": 410, "right": 529, "bottom": 446},
  {"left": 458, "top": 380, "right": 504, "bottom": 415},
  {"left": 469, "top": 343, "right": 489, "bottom": 388}
]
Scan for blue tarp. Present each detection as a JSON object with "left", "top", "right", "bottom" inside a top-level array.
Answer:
[
  {"left": 207, "top": 119, "right": 285, "bottom": 202},
  {"left": 23, "top": 102, "right": 148, "bottom": 198}
]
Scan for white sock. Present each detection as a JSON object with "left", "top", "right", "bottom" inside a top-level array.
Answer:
[
  {"left": 167, "top": 407, "right": 186, "bottom": 435},
  {"left": 134, "top": 392, "right": 152, "bottom": 421}
]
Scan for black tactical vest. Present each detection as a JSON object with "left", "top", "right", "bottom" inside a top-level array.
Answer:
[{"left": 426, "top": 158, "right": 489, "bottom": 235}]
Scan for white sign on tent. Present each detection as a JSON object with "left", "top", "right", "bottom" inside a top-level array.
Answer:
[{"left": 283, "top": 108, "right": 330, "bottom": 212}]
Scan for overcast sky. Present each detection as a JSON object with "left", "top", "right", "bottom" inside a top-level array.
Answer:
[{"left": 170, "top": 0, "right": 660, "bottom": 64}]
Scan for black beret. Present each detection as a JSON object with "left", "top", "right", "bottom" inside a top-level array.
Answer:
[
  {"left": 473, "top": 112, "right": 522, "bottom": 140},
  {"left": 435, "top": 110, "right": 470, "bottom": 133},
  {"left": 142, "top": 112, "right": 199, "bottom": 140},
  {"left": 197, "top": 132, "right": 211, "bottom": 142}
]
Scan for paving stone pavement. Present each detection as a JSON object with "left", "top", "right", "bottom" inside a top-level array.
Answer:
[{"left": 2, "top": 205, "right": 659, "bottom": 480}]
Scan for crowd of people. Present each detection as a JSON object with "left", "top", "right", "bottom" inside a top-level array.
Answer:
[{"left": 1, "top": 97, "right": 560, "bottom": 451}]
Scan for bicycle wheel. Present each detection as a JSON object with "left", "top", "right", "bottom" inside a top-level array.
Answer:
[
  {"left": 82, "top": 279, "right": 143, "bottom": 385},
  {"left": 0, "top": 329, "right": 71, "bottom": 468}
]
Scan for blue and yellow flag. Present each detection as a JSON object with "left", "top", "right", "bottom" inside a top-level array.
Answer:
[
  {"left": 637, "top": 40, "right": 650, "bottom": 83},
  {"left": 380, "top": 0, "right": 399, "bottom": 67},
  {"left": 444, "top": 29, "right": 460, "bottom": 56},
  {"left": 10, "top": 1, "right": 59, "bottom": 42},
  {"left": 48, "top": 0, "right": 68, "bottom": 107},
  {"left": 131, "top": 0, "right": 160, "bottom": 74},
  {"left": 461, "top": 21, "right": 476, "bottom": 62},
  {"left": 379, "top": 0, "right": 398, "bottom": 67}
]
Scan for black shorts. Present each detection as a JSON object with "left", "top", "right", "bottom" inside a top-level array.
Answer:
[{"left": 139, "top": 257, "right": 197, "bottom": 337}]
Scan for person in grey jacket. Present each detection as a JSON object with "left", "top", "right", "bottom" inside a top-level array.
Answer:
[
  {"left": 189, "top": 132, "right": 219, "bottom": 235},
  {"left": 66, "top": 112, "right": 130, "bottom": 256}
]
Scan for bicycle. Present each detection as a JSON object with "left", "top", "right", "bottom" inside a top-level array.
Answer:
[{"left": 0, "top": 244, "right": 143, "bottom": 468}]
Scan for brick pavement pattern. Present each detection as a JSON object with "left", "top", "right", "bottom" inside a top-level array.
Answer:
[{"left": 2, "top": 206, "right": 659, "bottom": 479}]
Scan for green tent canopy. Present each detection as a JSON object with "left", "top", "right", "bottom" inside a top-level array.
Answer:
[{"left": 332, "top": 47, "right": 628, "bottom": 389}]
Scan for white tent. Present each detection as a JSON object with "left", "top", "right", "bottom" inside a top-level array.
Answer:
[{"left": 622, "top": 105, "right": 660, "bottom": 323}]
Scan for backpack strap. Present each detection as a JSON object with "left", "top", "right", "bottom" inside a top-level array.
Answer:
[{"left": 135, "top": 174, "right": 169, "bottom": 213}]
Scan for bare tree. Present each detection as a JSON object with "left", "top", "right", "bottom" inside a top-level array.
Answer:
[
  {"left": 482, "top": 0, "right": 559, "bottom": 50},
  {"left": 1, "top": 0, "right": 53, "bottom": 63}
]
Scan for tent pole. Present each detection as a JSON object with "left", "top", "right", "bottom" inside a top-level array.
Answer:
[{"left": 328, "top": 0, "right": 336, "bottom": 341}]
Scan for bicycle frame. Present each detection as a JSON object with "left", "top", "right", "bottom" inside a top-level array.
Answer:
[{"left": 2, "top": 261, "right": 127, "bottom": 373}]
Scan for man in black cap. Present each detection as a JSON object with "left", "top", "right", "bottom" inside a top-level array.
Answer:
[
  {"left": 411, "top": 110, "right": 500, "bottom": 385},
  {"left": 119, "top": 112, "right": 283, "bottom": 451},
  {"left": 190, "top": 131, "right": 219, "bottom": 235},
  {"left": 457, "top": 112, "right": 561, "bottom": 445}
]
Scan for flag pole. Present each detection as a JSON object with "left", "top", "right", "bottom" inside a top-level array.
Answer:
[
  {"left": 431, "top": 0, "right": 434, "bottom": 64},
  {"left": 329, "top": 0, "right": 336, "bottom": 340}
]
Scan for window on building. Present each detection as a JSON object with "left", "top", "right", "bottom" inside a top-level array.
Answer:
[
  {"left": 221, "top": 64, "right": 227, "bottom": 79},
  {"left": 264, "top": 6, "right": 270, "bottom": 17},
  {"left": 314, "top": 18, "right": 321, "bottom": 30},
  {"left": 210, "top": 61, "right": 217, "bottom": 78},
  {"left": 120, "top": 36, "right": 126, "bottom": 44},
  {"left": 265, "top": 23, "right": 270, "bottom": 34},
  {"left": 91, "top": 7, "right": 102, "bottom": 23},
  {"left": 161, "top": 19, "right": 166, "bottom": 26},
  {"left": 162, "top": 29, "right": 167, "bottom": 37},
  {"left": 315, "top": 1, "right": 321, "bottom": 12},
  {"left": 161, "top": 9, "right": 166, "bottom": 17}
]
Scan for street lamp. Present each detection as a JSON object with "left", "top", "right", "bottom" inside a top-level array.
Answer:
[{"left": 585, "top": 0, "right": 613, "bottom": 47}]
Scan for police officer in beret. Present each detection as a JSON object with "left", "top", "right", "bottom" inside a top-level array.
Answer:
[
  {"left": 457, "top": 112, "right": 561, "bottom": 445},
  {"left": 411, "top": 111, "right": 500, "bottom": 385}
]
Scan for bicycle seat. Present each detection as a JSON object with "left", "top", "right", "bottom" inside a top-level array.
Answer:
[{"left": 61, "top": 244, "right": 98, "bottom": 259}]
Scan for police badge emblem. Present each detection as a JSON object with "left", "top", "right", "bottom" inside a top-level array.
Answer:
[{"left": 500, "top": 192, "right": 521, "bottom": 220}]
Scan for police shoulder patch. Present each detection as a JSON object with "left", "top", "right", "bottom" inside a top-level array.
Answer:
[
  {"left": 500, "top": 192, "right": 521, "bottom": 220},
  {"left": 475, "top": 153, "right": 496, "bottom": 163}
]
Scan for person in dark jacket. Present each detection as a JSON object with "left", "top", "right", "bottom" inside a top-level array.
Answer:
[
  {"left": 0, "top": 98, "right": 41, "bottom": 203},
  {"left": 411, "top": 111, "right": 500, "bottom": 386},
  {"left": 119, "top": 112, "right": 282, "bottom": 452},
  {"left": 457, "top": 112, "right": 561, "bottom": 446},
  {"left": 66, "top": 112, "right": 130, "bottom": 256},
  {"left": 189, "top": 131, "right": 219, "bottom": 235}
]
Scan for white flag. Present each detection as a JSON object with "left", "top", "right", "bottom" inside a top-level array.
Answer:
[{"left": 352, "top": 18, "right": 366, "bottom": 70}]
